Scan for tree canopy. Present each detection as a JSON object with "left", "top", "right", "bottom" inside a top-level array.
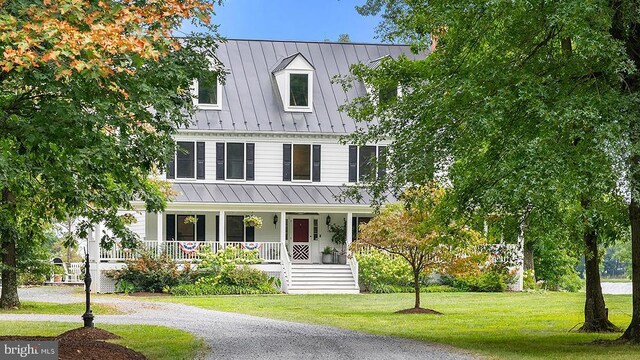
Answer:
[{"left": 0, "top": 0, "right": 221, "bottom": 308}]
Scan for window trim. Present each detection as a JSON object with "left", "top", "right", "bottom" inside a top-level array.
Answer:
[
  {"left": 225, "top": 142, "right": 247, "bottom": 181},
  {"left": 225, "top": 215, "right": 254, "bottom": 242},
  {"left": 285, "top": 70, "right": 313, "bottom": 112},
  {"left": 175, "top": 141, "right": 197, "bottom": 180},
  {"left": 193, "top": 76, "right": 222, "bottom": 110},
  {"left": 291, "top": 143, "right": 313, "bottom": 182}
]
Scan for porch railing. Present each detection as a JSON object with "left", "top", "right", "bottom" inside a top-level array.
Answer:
[
  {"left": 280, "top": 241, "right": 291, "bottom": 292},
  {"left": 99, "top": 240, "right": 281, "bottom": 263}
]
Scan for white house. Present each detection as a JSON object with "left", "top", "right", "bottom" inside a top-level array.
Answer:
[{"left": 90, "top": 39, "right": 426, "bottom": 294}]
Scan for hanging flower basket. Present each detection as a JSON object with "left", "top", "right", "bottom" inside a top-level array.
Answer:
[
  {"left": 183, "top": 216, "right": 198, "bottom": 224},
  {"left": 243, "top": 215, "right": 263, "bottom": 228}
]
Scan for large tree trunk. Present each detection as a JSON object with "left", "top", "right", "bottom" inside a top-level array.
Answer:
[
  {"left": 579, "top": 226, "right": 619, "bottom": 332},
  {"left": 620, "top": 178, "right": 640, "bottom": 341},
  {"left": 0, "top": 188, "right": 19, "bottom": 309},
  {"left": 524, "top": 242, "right": 535, "bottom": 273},
  {"left": 0, "top": 238, "right": 19, "bottom": 309}
]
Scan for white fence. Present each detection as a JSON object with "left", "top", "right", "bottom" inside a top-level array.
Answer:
[{"left": 100, "top": 240, "right": 281, "bottom": 263}]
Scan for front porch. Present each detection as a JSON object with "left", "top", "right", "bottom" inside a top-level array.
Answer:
[{"left": 95, "top": 208, "right": 371, "bottom": 294}]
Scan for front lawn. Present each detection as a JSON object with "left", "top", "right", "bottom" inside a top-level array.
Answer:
[
  {"left": 0, "top": 301, "right": 121, "bottom": 315},
  {"left": 0, "top": 321, "right": 203, "bottom": 360},
  {"left": 159, "top": 292, "right": 637, "bottom": 359}
]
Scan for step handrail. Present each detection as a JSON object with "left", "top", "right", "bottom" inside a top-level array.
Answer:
[
  {"left": 348, "top": 253, "right": 360, "bottom": 291},
  {"left": 280, "top": 242, "right": 291, "bottom": 292}
]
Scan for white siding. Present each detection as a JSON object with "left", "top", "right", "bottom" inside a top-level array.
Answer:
[
  {"left": 205, "top": 141, "right": 215, "bottom": 180},
  {"left": 321, "top": 143, "right": 349, "bottom": 184},
  {"left": 254, "top": 142, "right": 282, "bottom": 183}
]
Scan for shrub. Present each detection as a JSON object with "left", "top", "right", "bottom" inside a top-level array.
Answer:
[
  {"left": 523, "top": 269, "right": 538, "bottom": 290},
  {"left": 541, "top": 269, "right": 583, "bottom": 292},
  {"left": 443, "top": 266, "right": 514, "bottom": 292},
  {"left": 107, "top": 252, "right": 197, "bottom": 293},
  {"left": 356, "top": 248, "right": 413, "bottom": 292},
  {"left": 221, "top": 266, "right": 269, "bottom": 287},
  {"left": 171, "top": 283, "right": 280, "bottom": 296}
]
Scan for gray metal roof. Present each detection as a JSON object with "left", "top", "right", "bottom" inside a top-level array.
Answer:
[
  {"left": 189, "top": 39, "right": 426, "bottom": 133},
  {"left": 172, "top": 183, "right": 391, "bottom": 205}
]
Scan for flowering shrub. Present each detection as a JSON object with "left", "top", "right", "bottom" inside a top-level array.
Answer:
[{"left": 107, "top": 252, "right": 197, "bottom": 293}]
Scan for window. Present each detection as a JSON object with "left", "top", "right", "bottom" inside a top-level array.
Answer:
[
  {"left": 226, "top": 216, "right": 244, "bottom": 242},
  {"left": 194, "top": 71, "right": 222, "bottom": 110},
  {"left": 176, "top": 142, "right": 195, "bottom": 179},
  {"left": 349, "top": 145, "right": 387, "bottom": 183},
  {"left": 289, "top": 73, "right": 309, "bottom": 107},
  {"left": 292, "top": 144, "right": 311, "bottom": 181},
  {"left": 166, "top": 214, "right": 205, "bottom": 241},
  {"left": 358, "top": 146, "right": 377, "bottom": 181},
  {"left": 379, "top": 83, "right": 398, "bottom": 103},
  {"left": 227, "top": 143, "right": 245, "bottom": 180},
  {"left": 198, "top": 73, "right": 218, "bottom": 104},
  {"left": 176, "top": 215, "right": 195, "bottom": 242}
]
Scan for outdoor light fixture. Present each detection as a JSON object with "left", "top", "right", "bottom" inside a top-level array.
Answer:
[
  {"left": 273, "top": 214, "right": 278, "bottom": 227},
  {"left": 326, "top": 215, "right": 331, "bottom": 225}
]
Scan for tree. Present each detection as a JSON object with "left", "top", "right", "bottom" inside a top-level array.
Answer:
[
  {"left": 0, "top": 0, "right": 220, "bottom": 308},
  {"left": 357, "top": 184, "right": 484, "bottom": 313},
  {"left": 344, "top": 1, "right": 632, "bottom": 334},
  {"left": 337, "top": 33, "right": 352, "bottom": 43}
]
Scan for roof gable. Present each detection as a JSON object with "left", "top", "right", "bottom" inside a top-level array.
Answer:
[{"left": 272, "top": 52, "right": 315, "bottom": 73}]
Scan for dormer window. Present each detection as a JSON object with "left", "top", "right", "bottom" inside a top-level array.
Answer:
[
  {"left": 290, "top": 73, "right": 309, "bottom": 107},
  {"left": 194, "top": 71, "right": 222, "bottom": 110},
  {"left": 273, "top": 53, "right": 314, "bottom": 112}
]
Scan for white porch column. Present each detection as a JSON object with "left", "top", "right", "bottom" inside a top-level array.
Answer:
[
  {"left": 279, "top": 211, "right": 286, "bottom": 245},
  {"left": 346, "top": 212, "right": 353, "bottom": 256},
  {"left": 88, "top": 223, "right": 101, "bottom": 293},
  {"left": 156, "top": 212, "right": 164, "bottom": 256},
  {"left": 218, "top": 210, "right": 225, "bottom": 250},
  {"left": 514, "top": 219, "right": 526, "bottom": 292}
]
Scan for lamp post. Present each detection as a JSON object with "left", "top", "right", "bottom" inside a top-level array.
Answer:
[{"left": 82, "top": 251, "right": 94, "bottom": 328}]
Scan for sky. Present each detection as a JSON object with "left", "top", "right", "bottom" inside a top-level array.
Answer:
[{"left": 181, "top": 0, "right": 383, "bottom": 43}]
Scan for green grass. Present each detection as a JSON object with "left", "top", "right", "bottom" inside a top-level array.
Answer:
[
  {"left": 157, "top": 292, "right": 638, "bottom": 359},
  {"left": 0, "top": 321, "right": 203, "bottom": 360},
  {"left": 0, "top": 301, "right": 121, "bottom": 315}
]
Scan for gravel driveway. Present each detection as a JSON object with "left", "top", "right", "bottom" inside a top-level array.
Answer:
[{"left": 0, "top": 287, "right": 476, "bottom": 360}]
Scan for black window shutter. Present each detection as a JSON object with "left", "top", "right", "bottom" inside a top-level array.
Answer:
[
  {"left": 215, "top": 216, "right": 219, "bottom": 242},
  {"left": 166, "top": 214, "right": 175, "bottom": 241},
  {"left": 246, "top": 226, "right": 255, "bottom": 242},
  {"left": 166, "top": 153, "right": 175, "bottom": 180},
  {"left": 283, "top": 144, "right": 292, "bottom": 181},
  {"left": 312, "top": 145, "right": 321, "bottom": 182},
  {"left": 377, "top": 146, "right": 387, "bottom": 179},
  {"left": 196, "top": 215, "right": 206, "bottom": 241},
  {"left": 246, "top": 143, "right": 255, "bottom": 181},
  {"left": 352, "top": 216, "right": 357, "bottom": 241},
  {"left": 348, "top": 145, "right": 357, "bottom": 182},
  {"left": 216, "top": 142, "right": 225, "bottom": 180},
  {"left": 196, "top": 142, "right": 205, "bottom": 179}
]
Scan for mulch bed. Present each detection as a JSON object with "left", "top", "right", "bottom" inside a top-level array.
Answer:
[
  {"left": 0, "top": 327, "right": 146, "bottom": 360},
  {"left": 395, "top": 307, "right": 443, "bottom": 315}
]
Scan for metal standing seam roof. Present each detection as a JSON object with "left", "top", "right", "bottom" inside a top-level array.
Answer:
[
  {"left": 171, "top": 183, "right": 390, "bottom": 205},
  {"left": 189, "top": 39, "right": 427, "bottom": 133}
]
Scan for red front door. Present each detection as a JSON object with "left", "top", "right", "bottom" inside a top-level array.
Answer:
[
  {"left": 292, "top": 219, "right": 310, "bottom": 262},
  {"left": 293, "top": 219, "right": 309, "bottom": 242}
]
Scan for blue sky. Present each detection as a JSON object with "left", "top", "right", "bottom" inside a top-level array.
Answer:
[{"left": 181, "top": 0, "right": 383, "bottom": 43}]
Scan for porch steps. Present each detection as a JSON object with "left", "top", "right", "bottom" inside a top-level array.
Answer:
[{"left": 287, "top": 264, "right": 359, "bottom": 294}]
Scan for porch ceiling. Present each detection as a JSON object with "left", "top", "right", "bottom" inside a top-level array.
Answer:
[{"left": 171, "top": 183, "right": 394, "bottom": 205}]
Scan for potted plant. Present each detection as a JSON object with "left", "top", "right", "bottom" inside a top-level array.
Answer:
[
  {"left": 329, "top": 219, "right": 347, "bottom": 264},
  {"left": 321, "top": 246, "right": 334, "bottom": 264},
  {"left": 243, "top": 215, "right": 263, "bottom": 228}
]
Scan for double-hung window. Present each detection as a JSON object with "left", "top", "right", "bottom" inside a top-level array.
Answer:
[
  {"left": 283, "top": 144, "right": 321, "bottom": 182},
  {"left": 289, "top": 73, "right": 309, "bottom": 108},
  {"left": 224, "top": 215, "right": 255, "bottom": 242},
  {"left": 167, "top": 141, "right": 205, "bottom": 180},
  {"left": 215, "top": 142, "right": 255, "bottom": 181},
  {"left": 348, "top": 145, "right": 387, "bottom": 182}
]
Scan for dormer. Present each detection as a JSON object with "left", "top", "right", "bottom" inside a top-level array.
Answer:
[
  {"left": 366, "top": 56, "right": 402, "bottom": 103},
  {"left": 193, "top": 57, "right": 223, "bottom": 110},
  {"left": 272, "top": 53, "right": 314, "bottom": 113}
]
